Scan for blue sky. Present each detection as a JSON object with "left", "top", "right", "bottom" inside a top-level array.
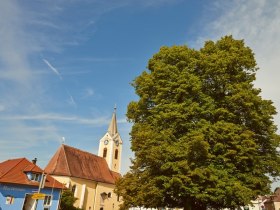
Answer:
[{"left": 0, "top": 0, "right": 280, "bottom": 179}]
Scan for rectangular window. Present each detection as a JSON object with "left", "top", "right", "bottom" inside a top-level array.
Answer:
[
  {"left": 5, "top": 196, "right": 14, "bottom": 204},
  {"left": 103, "top": 148, "right": 107, "bottom": 158},
  {"left": 43, "top": 195, "right": 52, "bottom": 207},
  {"left": 31, "top": 173, "right": 40, "bottom": 181},
  {"left": 114, "top": 149, "right": 118, "bottom": 159}
]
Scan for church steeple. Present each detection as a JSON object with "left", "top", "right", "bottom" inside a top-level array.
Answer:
[
  {"left": 98, "top": 107, "right": 123, "bottom": 173},
  {"left": 108, "top": 106, "right": 118, "bottom": 136}
]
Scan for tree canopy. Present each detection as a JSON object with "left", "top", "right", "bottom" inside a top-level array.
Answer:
[
  {"left": 115, "top": 36, "right": 280, "bottom": 210},
  {"left": 59, "top": 189, "right": 83, "bottom": 210}
]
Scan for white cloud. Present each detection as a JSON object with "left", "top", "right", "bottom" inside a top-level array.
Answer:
[
  {"left": 0, "top": 0, "right": 34, "bottom": 84},
  {"left": 199, "top": 0, "right": 280, "bottom": 130},
  {"left": 82, "top": 88, "right": 95, "bottom": 98},
  {"left": 0, "top": 0, "right": 179, "bottom": 168},
  {"left": 67, "top": 95, "right": 77, "bottom": 107},
  {"left": 0, "top": 113, "right": 114, "bottom": 126},
  {"left": 0, "top": 120, "right": 60, "bottom": 148},
  {"left": 0, "top": 1, "right": 65, "bottom": 162},
  {"left": 0, "top": 1, "right": 44, "bottom": 115},
  {"left": 0, "top": 104, "right": 5, "bottom": 112}
]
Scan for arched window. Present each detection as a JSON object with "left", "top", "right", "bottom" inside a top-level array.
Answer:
[
  {"left": 114, "top": 149, "right": 118, "bottom": 160},
  {"left": 103, "top": 148, "right": 107, "bottom": 158}
]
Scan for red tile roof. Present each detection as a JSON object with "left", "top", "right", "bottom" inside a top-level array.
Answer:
[
  {"left": 0, "top": 158, "right": 64, "bottom": 189},
  {"left": 111, "top": 171, "right": 122, "bottom": 181},
  {"left": 45, "top": 144, "right": 121, "bottom": 184}
]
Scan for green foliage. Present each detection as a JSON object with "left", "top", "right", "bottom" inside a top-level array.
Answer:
[
  {"left": 116, "top": 36, "right": 280, "bottom": 210},
  {"left": 59, "top": 189, "right": 83, "bottom": 210}
]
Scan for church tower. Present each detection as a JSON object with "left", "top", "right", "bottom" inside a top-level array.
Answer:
[{"left": 98, "top": 107, "right": 123, "bottom": 173}]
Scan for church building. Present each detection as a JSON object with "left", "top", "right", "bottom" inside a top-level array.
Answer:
[{"left": 45, "top": 108, "right": 123, "bottom": 210}]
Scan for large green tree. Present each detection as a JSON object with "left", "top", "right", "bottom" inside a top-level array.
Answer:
[{"left": 116, "top": 36, "right": 280, "bottom": 210}]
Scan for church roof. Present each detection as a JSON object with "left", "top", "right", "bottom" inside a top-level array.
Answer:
[
  {"left": 108, "top": 107, "right": 118, "bottom": 136},
  {"left": 44, "top": 144, "right": 121, "bottom": 184},
  {"left": 0, "top": 158, "right": 64, "bottom": 189}
]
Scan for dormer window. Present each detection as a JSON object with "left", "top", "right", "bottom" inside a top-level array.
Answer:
[
  {"left": 26, "top": 172, "right": 41, "bottom": 182},
  {"left": 31, "top": 173, "right": 40, "bottom": 181}
]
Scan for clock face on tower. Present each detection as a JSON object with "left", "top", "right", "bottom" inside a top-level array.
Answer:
[{"left": 104, "top": 140, "right": 109, "bottom": 145}]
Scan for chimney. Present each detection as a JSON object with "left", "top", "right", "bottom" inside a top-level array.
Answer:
[{"left": 32, "top": 158, "right": 37, "bottom": 165}]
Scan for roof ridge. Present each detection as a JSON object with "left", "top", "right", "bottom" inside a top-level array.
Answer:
[
  {"left": 110, "top": 170, "right": 121, "bottom": 175},
  {"left": 23, "top": 161, "right": 37, "bottom": 172},
  {"left": 62, "top": 145, "right": 72, "bottom": 176},
  {"left": 63, "top": 144, "right": 104, "bottom": 159},
  {"left": 0, "top": 158, "right": 25, "bottom": 179}
]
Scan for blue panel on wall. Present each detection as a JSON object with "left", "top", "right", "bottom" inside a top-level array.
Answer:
[{"left": 0, "top": 183, "right": 61, "bottom": 210}]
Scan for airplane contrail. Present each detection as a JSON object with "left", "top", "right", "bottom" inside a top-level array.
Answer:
[
  {"left": 68, "top": 94, "right": 77, "bottom": 107},
  {"left": 42, "top": 58, "right": 77, "bottom": 107},
  {"left": 43, "top": 59, "right": 62, "bottom": 80}
]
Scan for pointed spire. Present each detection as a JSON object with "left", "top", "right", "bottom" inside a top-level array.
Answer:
[{"left": 108, "top": 105, "right": 118, "bottom": 136}]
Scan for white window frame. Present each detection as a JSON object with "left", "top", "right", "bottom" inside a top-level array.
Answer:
[
  {"left": 5, "top": 195, "right": 14, "bottom": 204},
  {"left": 31, "top": 173, "right": 40, "bottom": 181},
  {"left": 43, "top": 195, "right": 52, "bottom": 207}
]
